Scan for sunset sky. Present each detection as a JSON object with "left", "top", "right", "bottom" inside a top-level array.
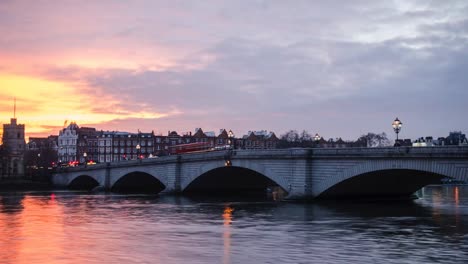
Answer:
[{"left": 1, "top": 0, "right": 467, "bottom": 140}]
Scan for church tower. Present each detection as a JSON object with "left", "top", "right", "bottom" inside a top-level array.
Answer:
[{"left": 1, "top": 99, "right": 26, "bottom": 178}]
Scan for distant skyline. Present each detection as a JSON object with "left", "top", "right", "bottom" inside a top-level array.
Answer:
[{"left": 1, "top": 1, "right": 467, "bottom": 140}]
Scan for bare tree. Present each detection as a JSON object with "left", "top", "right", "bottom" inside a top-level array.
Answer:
[
  {"left": 300, "top": 130, "right": 312, "bottom": 142},
  {"left": 357, "top": 132, "right": 391, "bottom": 147}
]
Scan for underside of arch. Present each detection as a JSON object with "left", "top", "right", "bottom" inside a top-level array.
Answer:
[
  {"left": 112, "top": 171, "right": 166, "bottom": 194},
  {"left": 69, "top": 175, "right": 99, "bottom": 190},
  {"left": 184, "top": 166, "right": 286, "bottom": 196},
  {"left": 318, "top": 169, "right": 445, "bottom": 199}
]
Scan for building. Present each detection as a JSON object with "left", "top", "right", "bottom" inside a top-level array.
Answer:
[
  {"left": 27, "top": 136, "right": 58, "bottom": 152},
  {"left": 395, "top": 139, "right": 413, "bottom": 147},
  {"left": 76, "top": 127, "right": 98, "bottom": 163},
  {"left": 95, "top": 130, "right": 156, "bottom": 162},
  {"left": 58, "top": 122, "right": 79, "bottom": 163},
  {"left": 443, "top": 131, "right": 467, "bottom": 146},
  {"left": 1, "top": 117, "right": 26, "bottom": 178},
  {"left": 240, "top": 130, "right": 279, "bottom": 150},
  {"left": 97, "top": 131, "right": 114, "bottom": 163},
  {"left": 413, "top": 137, "right": 435, "bottom": 147}
]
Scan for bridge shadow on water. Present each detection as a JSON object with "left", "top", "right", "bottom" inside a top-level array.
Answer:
[
  {"left": 68, "top": 172, "right": 166, "bottom": 194},
  {"left": 319, "top": 169, "right": 443, "bottom": 199},
  {"left": 183, "top": 166, "right": 287, "bottom": 200}
]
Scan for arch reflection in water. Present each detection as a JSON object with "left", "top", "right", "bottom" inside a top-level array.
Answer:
[
  {"left": 68, "top": 175, "right": 99, "bottom": 191},
  {"left": 184, "top": 166, "right": 286, "bottom": 197},
  {"left": 111, "top": 171, "right": 166, "bottom": 194}
]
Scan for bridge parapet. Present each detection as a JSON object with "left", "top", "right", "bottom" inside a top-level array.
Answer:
[{"left": 312, "top": 146, "right": 468, "bottom": 158}]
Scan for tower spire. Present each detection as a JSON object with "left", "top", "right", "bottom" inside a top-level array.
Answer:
[{"left": 14, "top": 97, "right": 16, "bottom": 118}]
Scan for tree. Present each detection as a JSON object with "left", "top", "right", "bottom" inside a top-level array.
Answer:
[
  {"left": 278, "top": 130, "right": 300, "bottom": 148},
  {"left": 300, "top": 130, "right": 312, "bottom": 142},
  {"left": 357, "top": 132, "right": 391, "bottom": 147},
  {"left": 282, "top": 130, "right": 300, "bottom": 143}
]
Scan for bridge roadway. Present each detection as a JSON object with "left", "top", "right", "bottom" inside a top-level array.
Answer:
[{"left": 52, "top": 146, "right": 468, "bottom": 200}]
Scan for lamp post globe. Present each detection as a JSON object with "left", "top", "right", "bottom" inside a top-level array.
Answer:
[
  {"left": 314, "top": 133, "right": 321, "bottom": 147},
  {"left": 392, "top": 117, "right": 403, "bottom": 146}
]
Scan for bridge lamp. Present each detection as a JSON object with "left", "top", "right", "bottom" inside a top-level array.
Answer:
[
  {"left": 228, "top": 130, "right": 234, "bottom": 148},
  {"left": 83, "top": 152, "right": 87, "bottom": 167},
  {"left": 392, "top": 117, "right": 403, "bottom": 146},
  {"left": 314, "top": 133, "right": 321, "bottom": 147}
]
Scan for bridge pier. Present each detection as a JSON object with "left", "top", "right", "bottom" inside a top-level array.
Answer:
[{"left": 104, "top": 163, "right": 111, "bottom": 191}]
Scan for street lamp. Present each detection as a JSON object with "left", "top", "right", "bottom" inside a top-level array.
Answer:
[
  {"left": 37, "top": 153, "right": 41, "bottom": 169},
  {"left": 228, "top": 130, "right": 235, "bottom": 149},
  {"left": 136, "top": 144, "right": 141, "bottom": 159},
  {"left": 392, "top": 117, "right": 403, "bottom": 146},
  {"left": 83, "top": 152, "right": 87, "bottom": 165},
  {"left": 314, "top": 133, "right": 321, "bottom": 147}
]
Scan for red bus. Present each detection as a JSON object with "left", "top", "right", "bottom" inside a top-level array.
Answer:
[{"left": 170, "top": 142, "right": 212, "bottom": 154}]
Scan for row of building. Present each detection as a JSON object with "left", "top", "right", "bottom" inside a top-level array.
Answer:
[
  {"left": 29, "top": 122, "right": 281, "bottom": 164},
  {"left": 2, "top": 115, "right": 468, "bottom": 179},
  {"left": 396, "top": 132, "right": 468, "bottom": 147}
]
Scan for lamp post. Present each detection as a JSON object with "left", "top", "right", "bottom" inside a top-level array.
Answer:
[
  {"left": 228, "top": 130, "right": 235, "bottom": 149},
  {"left": 36, "top": 153, "right": 41, "bottom": 180},
  {"left": 392, "top": 117, "right": 403, "bottom": 147},
  {"left": 83, "top": 152, "right": 87, "bottom": 166},
  {"left": 314, "top": 133, "right": 321, "bottom": 147},
  {"left": 136, "top": 144, "right": 141, "bottom": 159}
]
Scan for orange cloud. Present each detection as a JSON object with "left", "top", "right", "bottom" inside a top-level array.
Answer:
[{"left": 0, "top": 73, "right": 181, "bottom": 139}]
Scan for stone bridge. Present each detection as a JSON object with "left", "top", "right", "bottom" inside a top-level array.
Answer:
[{"left": 52, "top": 146, "right": 468, "bottom": 200}]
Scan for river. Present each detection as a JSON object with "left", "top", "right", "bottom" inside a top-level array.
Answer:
[{"left": 1, "top": 185, "right": 467, "bottom": 264}]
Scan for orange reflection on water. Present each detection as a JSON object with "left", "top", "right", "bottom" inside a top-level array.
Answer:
[
  {"left": 0, "top": 194, "right": 65, "bottom": 264},
  {"left": 223, "top": 207, "right": 233, "bottom": 226},
  {"left": 454, "top": 186, "right": 459, "bottom": 206},
  {"left": 222, "top": 206, "right": 234, "bottom": 264}
]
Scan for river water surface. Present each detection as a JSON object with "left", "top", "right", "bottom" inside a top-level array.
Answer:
[{"left": 1, "top": 185, "right": 467, "bottom": 264}]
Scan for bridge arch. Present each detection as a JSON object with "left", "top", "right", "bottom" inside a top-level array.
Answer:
[
  {"left": 111, "top": 171, "right": 166, "bottom": 193},
  {"left": 68, "top": 175, "right": 100, "bottom": 190},
  {"left": 182, "top": 161, "right": 290, "bottom": 195},
  {"left": 315, "top": 159, "right": 461, "bottom": 198}
]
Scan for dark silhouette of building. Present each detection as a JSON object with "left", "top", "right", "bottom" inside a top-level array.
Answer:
[{"left": 1, "top": 117, "right": 26, "bottom": 178}]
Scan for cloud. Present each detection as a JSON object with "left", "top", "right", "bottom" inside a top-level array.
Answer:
[{"left": 1, "top": 0, "right": 467, "bottom": 140}]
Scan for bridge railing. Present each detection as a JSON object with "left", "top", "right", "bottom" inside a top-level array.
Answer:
[{"left": 55, "top": 146, "right": 468, "bottom": 172}]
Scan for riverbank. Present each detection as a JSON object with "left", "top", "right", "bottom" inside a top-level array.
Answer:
[{"left": 0, "top": 179, "right": 53, "bottom": 191}]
